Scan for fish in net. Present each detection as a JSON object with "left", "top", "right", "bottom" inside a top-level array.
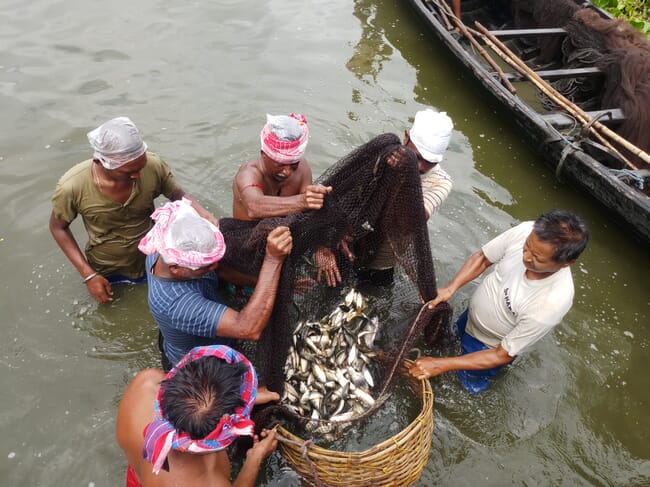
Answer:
[{"left": 218, "top": 133, "right": 451, "bottom": 430}]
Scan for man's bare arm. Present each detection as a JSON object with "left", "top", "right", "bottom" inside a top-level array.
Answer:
[
  {"left": 408, "top": 346, "right": 514, "bottom": 380},
  {"left": 216, "top": 227, "right": 292, "bottom": 340},
  {"left": 234, "top": 164, "right": 331, "bottom": 220},
  {"left": 49, "top": 212, "right": 113, "bottom": 302},
  {"left": 427, "top": 249, "right": 493, "bottom": 308},
  {"left": 115, "top": 369, "right": 164, "bottom": 486},
  {"left": 232, "top": 429, "right": 278, "bottom": 487},
  {"left": 237, "top": 184, "right": 332, "bottom": 220}
]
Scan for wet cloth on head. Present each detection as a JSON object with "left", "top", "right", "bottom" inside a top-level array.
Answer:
[
  {"left": 455, "top": 308, "right": 504, "bottom": 394},
  {"left": 409, "top": 109, "right": 453, "bottom": 163},
  {"left": 260, "top": 113, "right": 309, "bottom": 164},
  {"left": 142, "top": 345, "right": 257, "bottom": 474},
  {"left": 138, "top": 197, "right": 226, "bottom": 270},
  {"left": 87, "top": 117, "right": 148, "bottom": 170}
]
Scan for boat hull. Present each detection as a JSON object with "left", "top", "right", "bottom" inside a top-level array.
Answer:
[{"left": 406, "top": 0, "right": 650, "bottom": 243}]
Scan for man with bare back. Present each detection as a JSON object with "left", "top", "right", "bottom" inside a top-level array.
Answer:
[
  {"left": 232, "top": 113, "right": 332, "bottom": 221},
  {"left": 117, "top": 345, "right": 278, "bottom": 487}
]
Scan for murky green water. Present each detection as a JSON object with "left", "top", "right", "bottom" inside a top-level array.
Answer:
[{"left": 0, "top": 0, "right": 648, "bottom": 485}]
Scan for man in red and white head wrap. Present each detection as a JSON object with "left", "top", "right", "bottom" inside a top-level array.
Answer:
[
  {"left": 137, "top": 198, "right": 293, "bottom": 374},
  {"left": 116, "top": 345, "right": 280, "bottom": 487},
  {"left": 232, "top": 113, "right": 333, "bottom": 221}
]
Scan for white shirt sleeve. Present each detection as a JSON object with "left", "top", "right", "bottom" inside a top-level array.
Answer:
[{"left": 482, "top": 221, "right": 534, "bottom": 264}]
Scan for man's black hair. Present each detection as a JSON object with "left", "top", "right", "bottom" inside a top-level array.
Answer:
[
  {"left": 160, "top": 356, "right": 247, "bottom": 439},
  {"left": 533, "top": 209, "right": 589, "bottom": 263}
]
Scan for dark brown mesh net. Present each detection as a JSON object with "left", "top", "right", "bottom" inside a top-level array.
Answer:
[
  {"left": 508, "top": 0, "right": 650, "bottom": 169},
  {"left": 218, "top": 134, "right": 450, "bottom": 424}
]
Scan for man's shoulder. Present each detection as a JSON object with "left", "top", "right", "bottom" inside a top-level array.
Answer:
[
  {"left": 424, "top": 164, "right": 451, "bottom": 180},
  {"left": 235, "top": 159, "right": 264, "bottom": 182},
  {"left": 297, "top": 157, "right": 313, "bottom": 178},
  {"left": 132, "top": 368, "right": 166, "bottom": 390},
  {"left": 483, "top": 221, "right": 532, "bottom": 263},
  {"left": 148, "top": 271, "right": 208, "bottom": 304},
  {"left": 499, "top": 221, "right": 534, "bottom": 247},
  {"left": 118, "top": 368, "right": 163, "bottom": 421},
  {"left": 143, "top": 152, "right": 171, "bottom": 173},
  {"left": 57, "top": 159, "right": 93, "bottom": 185},
  {"left": 421, "top": 165, "right": 452, "bottom": 190},
  {"left": 238, "top": 157, "right": 262, "bottom": 170}
]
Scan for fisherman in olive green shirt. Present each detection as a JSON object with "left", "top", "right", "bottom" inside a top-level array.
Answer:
[{"left": 49, "top": 117, "right": 217, "bottom": 303}]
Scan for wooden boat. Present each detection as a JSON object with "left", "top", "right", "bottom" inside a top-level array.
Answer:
[{"left": 406, "top": 0, "right": 650, "bottom": 243}]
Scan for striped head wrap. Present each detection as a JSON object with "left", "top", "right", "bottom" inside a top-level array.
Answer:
[
  {"left": 138, "top": 197, "right": 226, "bottom": 270},
  {"left": 142, "top": 345, "right": 257, "bottom": 474},
  {"left": 260, "top": 113, "right": 309, "bottom": 164}
]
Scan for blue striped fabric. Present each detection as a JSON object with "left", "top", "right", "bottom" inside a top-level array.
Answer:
[{"left": 145, "top": 253, "right": 231, "bottom": 366}]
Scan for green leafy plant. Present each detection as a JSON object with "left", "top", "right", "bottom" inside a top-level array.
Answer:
[{"left": 591, "top": 0, "right": 650, "bottom": 36}]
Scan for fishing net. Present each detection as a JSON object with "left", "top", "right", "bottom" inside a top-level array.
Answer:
[
  {"left": 218, "top": 133, "right": 450, "bottom": 428},
  {"left": 508, "top": 0, "right": 650, "bottom": 169},
  {"left": 571, "top": 9, "right": 650, "bottom": 168},
  {"left": 510, "top": 0, "right": 580, "bottom": 64}
]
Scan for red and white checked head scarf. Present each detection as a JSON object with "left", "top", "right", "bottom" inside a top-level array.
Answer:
[
  {"left": 138, "top": 198, "right": 226, "bottom": 269},
  {"left": 260, "top": 113, "right": 309, "bottom": 164}
]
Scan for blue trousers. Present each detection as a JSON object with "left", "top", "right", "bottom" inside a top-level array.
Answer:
[
  {"left": 456, "top": 309, "right": 503, "bottom": 394},
  {"left": 106, "top": 274, "right": 147, "bottom": 285}
]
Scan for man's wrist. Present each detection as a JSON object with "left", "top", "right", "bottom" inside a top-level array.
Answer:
[
  {"left": 82, "top": 271, "right": 100, "bottom": 283},
  {"left": 264, "top": 254, "right": 286, "bottom": 264}
]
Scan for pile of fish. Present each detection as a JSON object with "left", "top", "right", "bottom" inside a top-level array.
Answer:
[{"left": 282, "top": 288, "right": 381, "bottom": 429}]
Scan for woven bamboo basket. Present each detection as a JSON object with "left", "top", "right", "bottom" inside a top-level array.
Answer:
[{"left": 277, "top": 358, "right": 434, "bottom": 487}]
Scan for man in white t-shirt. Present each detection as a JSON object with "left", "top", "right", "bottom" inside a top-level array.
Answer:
[{"left": 409, "top": 209, "right": 589, "bottom": 393}]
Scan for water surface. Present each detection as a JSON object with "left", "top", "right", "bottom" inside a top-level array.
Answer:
[{"left": 0, "top": 0, "right": 648, "bottom": 485}]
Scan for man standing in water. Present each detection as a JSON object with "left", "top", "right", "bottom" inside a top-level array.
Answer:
[
  {"left": 354, "top": 108, "right": 454, "bottom": 285},
  {"left": 117, "top": 345, "right": 278, "bottom": 487},
  {"left": 409, "top": 209, "right": 589, "bottom": 393},
  {"left": 316, "top": 108, "right": 455, "bottom": 287},
  {"left": 49, "top": 117, "right": 217, "bottom": 303},
  {"left": 232, "top": 113, "right": 332, "bottom": 221},
  {"left": 138, "top": 198, "right": 292, "bottom": 372}
]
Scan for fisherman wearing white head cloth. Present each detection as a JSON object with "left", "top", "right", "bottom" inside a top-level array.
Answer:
[
  {"left": 316, "top": 108, "right": 455, "bottom": 287},
  {"left": 50, "top": 117, "right": 219, "bottom": 303}
]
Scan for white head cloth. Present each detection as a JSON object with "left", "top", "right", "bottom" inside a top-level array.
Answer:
[
  {"left": 87, "top": 116, "right": 148, "bottom": 170},
  {"left": 409, "top": 109, "right": 454, "bottom": 163}
]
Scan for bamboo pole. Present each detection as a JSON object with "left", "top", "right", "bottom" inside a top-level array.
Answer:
[
  {"left": 432, "top": 1, "right": 454, "bottom": 31},
  {"left": 474, "top": 21, "right": 649, "bottom": 169},
  {"left": 436, "top": 0, "right": 517, "bottom": 94}
]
